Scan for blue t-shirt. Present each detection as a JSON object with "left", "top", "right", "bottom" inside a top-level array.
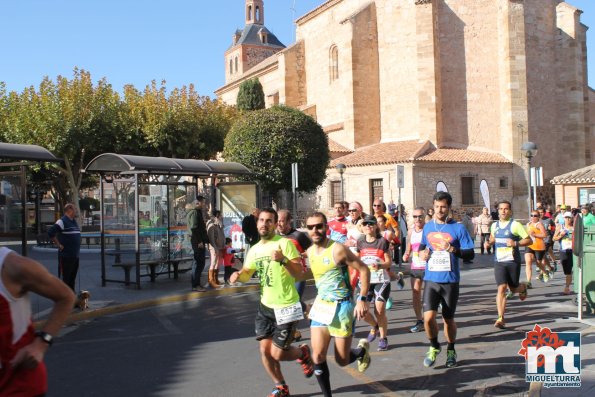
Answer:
[
  {"left": 421, "top": 219, "right": 474, "bottom": 283},
  {"left": 48, "top": 215, "right": 81, "bottom": 258}
]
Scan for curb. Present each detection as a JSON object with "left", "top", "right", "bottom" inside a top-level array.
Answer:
[{"left": 34, "top": 284, "right": 260, "bottom": 328}]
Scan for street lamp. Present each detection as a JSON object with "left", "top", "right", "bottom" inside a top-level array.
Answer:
[
  {"left": 336, "top": 163, "right": 346, "bottom": 201},
  {"left": 521, "top": 141, "right": 538, "bottom": 216}
]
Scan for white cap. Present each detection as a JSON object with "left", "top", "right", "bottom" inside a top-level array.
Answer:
[{"left": 563, "top": 211, "right": 572, "bottom": 218}]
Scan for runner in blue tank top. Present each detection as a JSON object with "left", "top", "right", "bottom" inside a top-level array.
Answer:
[{"left": 484, "top": 201, "right": 532, "bottom": 329}]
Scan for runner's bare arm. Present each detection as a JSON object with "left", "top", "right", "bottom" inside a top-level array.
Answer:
[
  {"left": 5, "top": 253, "right": 75, "bottom": 369},
  {"left": 402, "top": 228, "right": 414, "bottom": 262},
  {"left": 230, "top": 266, "right": 255, "bottom": 283}
]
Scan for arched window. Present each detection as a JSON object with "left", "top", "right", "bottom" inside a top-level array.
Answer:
[
  {"left": 235, "top": 56, "right": 239, "bottom": 73},
  {"left": 247, "top": 6, "right": 252, "bottom": 21},
  {"left": 329, "top": 45, "right": 339, "bottom": 81},
  {"left": 229, "top": 59, "right": 233, "bottom": 75},
  {"left": 256, "top": 6, "right": 260, "bottom": 22}
]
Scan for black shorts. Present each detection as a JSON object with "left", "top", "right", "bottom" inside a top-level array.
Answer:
[
  {"left": 410, "top": 269, "right": 425, "bottom": 280},
  {"left": 494, "top": 261, "right": 521, "bottom": 288},
  {"left": 422, "top": 281, "right": 459, "bottom": 319},
  {"left": 560, "top": 249, "right": 574, "bottom": 275},
  {"left": 366, "top": 282, "right": 392, "bottom": 303},
  {"left": 525, "top": 247, "right": 545, "bottom": 261},
  {"left": 254, "top": 302, "right": 297, "bottom": 350}
]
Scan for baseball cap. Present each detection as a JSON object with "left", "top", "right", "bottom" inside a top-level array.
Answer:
[
  {"left": 362, "top": 215, "right": 378, "bottom": 224},
  {"left": 563, "top": 211, "right": 572, "bottom": 218}
]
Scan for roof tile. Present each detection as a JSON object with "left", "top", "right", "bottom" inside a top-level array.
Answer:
[{"left": 550, "top": 164, "right": 595, "bottom": 184}]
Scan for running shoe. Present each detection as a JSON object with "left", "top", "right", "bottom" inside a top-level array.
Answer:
[
  {"left": 423, "top": 346, "right": 441, "bottom": 368},
  {"left": 296, "top": 344, "right": 314, "bottom": 378},
  {"left": 294, "top": 330, "right": 302, "bottom": 342},
  {"left": 367, "top": 325, "right": 379, "bottom": 343},
  {"left": 537, "top": 273, "right": 543, "bottom": 281},
  {"left": 397, "top": 272, "right": 405, "bottom": 290},
  {"left": 505, "top": 290, "right": 514, "bottom": 299},
  {"left": 410, "top": 320, "right": 424, "bottom": 333},
  {"left": 386, "top": 297, "right": 393, "bottom": 310},
  {"left": 268, "top": 385, "right": 290, "bottom": 397},
  {"left": 526, "top": 282, "right": 533, "bottom": 289},
  {"left": 357, "top": 339, "right": 371, "bottom": 372},
  {"left": 494, "top": 316, "right": 506, "bottom": 329},
  {"left": 548, "top": 270, "right": 554, "bottom": 280},
  {"left": 542, "top": 272, "right": 550, "bottom": 283},
  {"left": 377, "top": 337, "right": 388, "bottom": 351},
  {"left": 445, "top": 349, "right": 457, "bottom": 368},
  {"left": 519, "top": 284, "right": 528, "bottom": 301}
]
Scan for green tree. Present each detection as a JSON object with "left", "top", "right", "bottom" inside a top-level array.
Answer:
[
  {"left": 236, "top": 78, "right": 265, "bottom": 111},
  {"left": 125, "top": 80, "right": 238, "bottom": 159},
  {"left": 224, "top": 106, "right": 329, "bottom": 199}
]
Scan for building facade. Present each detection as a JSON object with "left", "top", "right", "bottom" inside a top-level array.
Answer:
[{"left": 216, "top": 0, "right": 594, "bottom": 217}]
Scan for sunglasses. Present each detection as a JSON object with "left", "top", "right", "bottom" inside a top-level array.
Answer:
[
  {"left": 348, "top": 209, "right": 358, "bottom": 212},
  {"left": 412, "top": 215, "right": 423, "bottom": 219},
  {"left": 362, "top": 222, "right": 376, "bottom": 227},
  {"left": 306, "top": 223, "right": 325, "bottom": 230},
  {"left": 531, "top": 214, "right": 539, "bottom": 217},
  {"left": 372, "top": 204, "right": 382, "bottom": 207}
]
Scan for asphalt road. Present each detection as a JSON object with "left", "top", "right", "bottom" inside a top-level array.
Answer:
[{"left": 43, "top": 263, "right": 595, "bottom": 397}]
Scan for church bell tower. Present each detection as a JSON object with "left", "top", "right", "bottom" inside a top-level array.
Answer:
[{"left": 246, "top": 0, "right": 264, "bottom": 25}]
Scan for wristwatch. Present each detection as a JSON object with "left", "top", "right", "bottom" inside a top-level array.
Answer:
[
  {"left": 35, "top": 331, "right": 53, "bottom": 346},
  {"left": 357, "top": 295, "right": 367, "bottom": 302}
]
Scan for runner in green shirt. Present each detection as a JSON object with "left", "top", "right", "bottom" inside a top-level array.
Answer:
[{"left": 230, "top": 207, "right": 314, "bottom": 397}]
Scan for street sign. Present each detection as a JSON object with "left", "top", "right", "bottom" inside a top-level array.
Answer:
[
  {"left": 396, "top": 165, "right": 404, "bottom": 189},
  {"left": 530, "top": 166, "right": 543, "bottom": 187}
]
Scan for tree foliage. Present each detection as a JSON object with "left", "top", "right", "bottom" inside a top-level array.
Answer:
[
  {"left": 0, "top": 70, "right": 238, "bottom": 213},
  {"left": 236, "top": 78, "right": 265, "bottom": 111},
  {"left": 224, "top": 106, "right": 329, "bottom": 195}
]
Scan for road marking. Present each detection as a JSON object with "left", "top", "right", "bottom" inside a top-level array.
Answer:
[{"left": 152, "top": 309, "right": 182, "bottom": 334}]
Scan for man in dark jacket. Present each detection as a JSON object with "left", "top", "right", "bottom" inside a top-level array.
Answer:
[
  {"left": 242, "top": 207, "right": 260, "bottom": 246},
  {"left": 48, "top": 203, "right": 81, "bottom": 291},
  {"left": 187, "top": 196, "right": 209, "bottom": 291}
]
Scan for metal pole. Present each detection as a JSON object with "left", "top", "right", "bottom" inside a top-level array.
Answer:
[
  {"left": 340, "top": 174, "right": 344, "bottom": 202},
  {"left": 100, "top": 175, "right": 106, "bottom": 287},
  {"left": 21, "top": 165, "right": 27, "bottom": 256},
  {"left": 526, "top": 156, "right": 532, "bottom": 216},
  {"left": 532, "top": 167, "right": 538, "bottom": 211},
  {"left": 134, "top": 174, "right": 140, "bottom": 289}
]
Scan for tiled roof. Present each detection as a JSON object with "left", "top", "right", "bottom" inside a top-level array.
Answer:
[
  {"left": 329, "top": 142, "right": 512, "bottom": 167},
  {"left": 329, "top": 140, "right": 427, "bottom": 167},
  {"left": 328, "top": 139, "right": 352, "bottom": 153},
  {"left": 550, "top": 164, "right": 595, "bottom": 184},
  {"left": 228, "top": 24, "right": 285, "bottom": 51},
  {"left": 416, "top": 148, "right": 511, "bottom": 163}
]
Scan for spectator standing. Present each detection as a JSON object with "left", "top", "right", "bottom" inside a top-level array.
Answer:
[
  {"left": 207, "top": 210, "right": 226, "bottom": 288},
  {"left": 187, "top": 196, "right": 209, "bottom": 292},
  {"left": 328, "top": 202, "right": 348, "bottom": 243},
  {"left": 581, "top": 205, "right": 595, "bottom": 227},
  {"left": 48, "top": 203, "right": 81, "bottom": 292},
  {"left": 222, "top": 237, "right": 241, "bottom": 285},
  {"left": 0, "top": 248, "right": 75, "bottom": 396},
  {"left": 477, "top": 207, "right": 493, "bottom": 254}
]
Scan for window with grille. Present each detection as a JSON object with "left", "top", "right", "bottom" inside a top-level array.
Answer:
[
  {"left": 461, "top": 176, "right": 477, "bottom": 205},
  {"left": 330, "top": 181, "right": 341, "bottom": 206},
  {"left": 370, "top": 179, "right": 383, "bottom": 211}
]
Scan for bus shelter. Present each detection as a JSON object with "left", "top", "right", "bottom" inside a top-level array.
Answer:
[
  {"left": 0, "top": 142, "right": 61, "bottom": 256},
  {"left": 83, "top": 153, "right": 251, "bottom": 289}
]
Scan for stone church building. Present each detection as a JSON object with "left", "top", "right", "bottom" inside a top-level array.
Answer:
[{"left": 215, "top": 0, "right": 594, "bottom": 217}]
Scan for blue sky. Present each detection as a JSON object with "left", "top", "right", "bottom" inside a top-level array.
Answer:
[{"left": 0, "top": 0, "right": 594, "bottom": 98}]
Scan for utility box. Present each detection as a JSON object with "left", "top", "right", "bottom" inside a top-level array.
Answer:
[{"left": 580, "top": 225, "right": 595, "bottom": 313}]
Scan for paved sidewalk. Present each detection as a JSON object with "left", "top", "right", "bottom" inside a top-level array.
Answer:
[{"left": 15, "top": 244, "right": 595, "bottom": 395}]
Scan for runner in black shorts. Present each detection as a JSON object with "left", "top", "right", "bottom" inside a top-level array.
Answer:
[
  {"left": 255, "top": 302, "right": 298, "bottom": 350},
  {"left": 418, "top": 192, "right": 475, "bottom": 368}
]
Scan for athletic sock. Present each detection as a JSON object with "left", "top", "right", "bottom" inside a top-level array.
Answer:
[
  {"left": 349, "top": 347, "right": 364, "bottom": 363},
  {"left": 314, "top": 361, "right": 332, "bottom": 397},
  {"left": 447, "top": 342, "right": 455, "bottom": 351},
  {"left": 275, "top": 381, "right": 287, "bottom": 388},
  {"left": 430, "top": 337, "right": 440, "bottom": 350}
]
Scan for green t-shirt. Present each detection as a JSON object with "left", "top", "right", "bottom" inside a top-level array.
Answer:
[
  {"left": 489, "top": 219, "right": 529, "bottom": 239},
  {"left": 584, "top": 213, "right": 595, "bottom": 228},
  {"left": 245, "top": 234, "right": 301, "bottom": 309}
]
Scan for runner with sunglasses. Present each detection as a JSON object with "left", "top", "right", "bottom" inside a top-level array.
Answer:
[
  {"left": 525, "top": 211, "right": 550, "bottom": 287},
  {"left": 357, "top": 214, "right": 393, "bottom": 351},
  {"left": 403, "top": 207, "right": 427, "bottom": 333},
  {"left": 305, "top": 212, "right": 371, "bottom": 397}
]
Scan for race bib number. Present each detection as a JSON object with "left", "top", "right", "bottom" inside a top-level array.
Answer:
[
  {"left": 495, "top": 238, "right": 514, "bottom": 262},
  {"left": 274, "top": 302, "right": 304, "bottom": 325},
  {"left": 370, "top": 269, "right": 385, "bottom": 284},
  {"left": 561, "top": 237, "right": 572, "bottom": 251},
  {"left": 308, "top": 297, "right": 338, "bottom": 325},
  {"left": 428, "top": 250, "right": 451, "bottom": 271}
]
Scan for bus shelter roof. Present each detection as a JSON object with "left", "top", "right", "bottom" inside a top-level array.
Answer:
[
  {"left": 0, "top": 142, "right": 61, "bottom": 163},
  {"left": 84, "top": 153, "right": 251, "bottom": 176}
]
